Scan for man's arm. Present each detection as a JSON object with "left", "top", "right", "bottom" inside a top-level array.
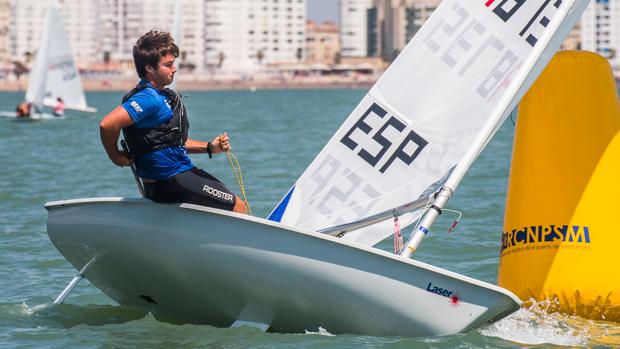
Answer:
[
  {"left": 99, "top": 106, "right": 135, "bottom": 167},
  {"left": 185, "top": 132, "right": 231, "bottom": 154}
]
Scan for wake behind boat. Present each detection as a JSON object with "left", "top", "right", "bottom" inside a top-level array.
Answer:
[{"left": 45, "top": 0, "right": 590, "bottom": 337}]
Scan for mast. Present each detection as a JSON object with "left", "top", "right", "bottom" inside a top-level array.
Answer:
[
  {"left": 25, "top": 3, "right": 53, "bottom": 110},
  {"left": 400, "top": 1, "right": 587, "bottom": 258}
]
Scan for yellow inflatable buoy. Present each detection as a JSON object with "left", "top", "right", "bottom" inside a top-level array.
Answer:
[{"left": 499, "top": 50, "right": 620, "bottom": 321}]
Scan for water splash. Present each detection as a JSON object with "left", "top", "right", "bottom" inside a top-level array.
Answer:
[
  {"left": 479, "top": 299, "right": 620, "bottom": 347},
  {"left": 2, "top": 299, "right": 149, "bottom": 329},
  {"left": 19, "top": 301, "right": 53, "bottom": 316},
  {"left": 304, "top": 327, "right": 335, "bottom": 337}
]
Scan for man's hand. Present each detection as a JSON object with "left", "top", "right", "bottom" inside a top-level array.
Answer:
[
  {"left": 211, "top": 132, "right": 231, "bottom": 153},
  {"left": 110, "top": 150, "right": 134, "bottom": 167}
]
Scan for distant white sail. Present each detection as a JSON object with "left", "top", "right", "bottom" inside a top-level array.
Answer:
[
  {"left": 269, "top": 0, "right": 589, "bottom": 247},
  {"left": 25, "top": 3, "right": 95, "bottom": 113}
]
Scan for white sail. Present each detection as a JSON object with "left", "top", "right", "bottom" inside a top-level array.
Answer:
[
  {"left": 269, "top": 0, "right": 589, "bottom": 247},
  {"left": 169, "top": 0, "right": 182, "bottom": 91},
  {"left": 25, "top": 3, "right": 95, "bottom": 113},
  {"left": 25, "top": 4, "right": 52, "bottom": 111}
]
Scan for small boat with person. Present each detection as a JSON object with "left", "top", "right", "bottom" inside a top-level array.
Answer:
[{"left": 1, "top": 2, "right": 96, "bottom": 120}]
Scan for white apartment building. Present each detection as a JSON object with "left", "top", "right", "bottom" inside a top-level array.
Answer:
[
  {"left": 365, "top": 0, "right": 439, "bottom": 60},
  {"left": 95, "top": 0, "right": 205, "bottom": 70},
  {"left": 393, "top": 0, "right": 440, "bottom": 58},
  {"left": 9, "top": 0, "right": 304, "bottom": 72},
  {"left": 11, "top": 1, "right": 52, "bottom": 63},
  {"left": 341, "top": 0, "right": 439, "bottom": 59},
  {"left": 581, "top": 0, "right": 620, "bottom": 69},
  {"left": 97, "top": 0, "right": 142, "bottom": 64},
  {"left": 141, "top": 0, "right": 205, "bottom": 72},
  {"left": 63, "top": 1, "right": 99, "bottom": 64},
  {"left": 403, "top": 0, "right": 440, "bottom": 42},
  {"left": 203, "top": 0, "right": 306, "bottom": 71},
  {"left": 340, "top": 0, "right": 373, "bottom": 57},
  {"left": 0, "top": 0, "right": 10, "bottom": 64},
  {"left": 10, "top": 0, "right": 98, "bottom": 65}
]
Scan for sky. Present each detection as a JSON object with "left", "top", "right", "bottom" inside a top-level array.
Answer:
[{"left": 307, "top": 0, "right": 339, "bottom": 24}]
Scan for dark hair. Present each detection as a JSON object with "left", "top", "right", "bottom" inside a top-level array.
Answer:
[{"left": 132, "top": 30, "right": 179, "bottom": 78}]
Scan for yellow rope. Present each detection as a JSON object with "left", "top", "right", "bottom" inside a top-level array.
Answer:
[{"left": 226, "top": 150, "right": 252, "bottom": 215}]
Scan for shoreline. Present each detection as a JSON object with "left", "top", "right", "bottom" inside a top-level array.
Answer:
[{"left": 0, "top": 77, "right": 375, "bottom": 92}]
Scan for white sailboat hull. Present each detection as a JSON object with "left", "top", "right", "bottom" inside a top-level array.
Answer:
[
  {"left": 0, "top": 111, "right": 60, "bottom": 120},
  {"left": 42, "top": 100, "right": 97, "bottom": 113},
  {"left": 46, "top": 197, "right": 520, "bottom": 337}
]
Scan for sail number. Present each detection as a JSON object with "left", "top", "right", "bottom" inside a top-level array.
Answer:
[
  {"left": 484, "top": 0, "right": 565, "bottom": 47},
  {"left": 423, "top": 1, "right": 565, "bottom": 103},
  {"left": 340, "top": 102, "right": 428, "bottom": 174},
  {"left": 49, "top": 55, "right": 78, "bottom": 81}
]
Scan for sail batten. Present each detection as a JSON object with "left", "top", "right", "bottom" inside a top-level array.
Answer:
[{"left": 270, "top": 0, "right": 590, "bottom": 247}]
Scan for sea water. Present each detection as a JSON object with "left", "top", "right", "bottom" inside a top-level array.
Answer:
[{"left": 0, "top": 89, "right": 617, "bottom": 348}]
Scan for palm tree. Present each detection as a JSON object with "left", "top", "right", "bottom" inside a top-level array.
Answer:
[
  {"left": 103, "top": 51, "right": 111, "bottom": 65},
  {"left": 12, "top": 61, "right": 28, "bottom": 81},
  {"left": 256, "top": 50, "right": 264, "bottom": 66},
  {"left": 217, "top": 51, "right": 225, "bottom": 69}
]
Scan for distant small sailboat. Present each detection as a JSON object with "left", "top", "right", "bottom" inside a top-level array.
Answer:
[{"left": 2, "top": 2, "right": 96, "bottom": 119}]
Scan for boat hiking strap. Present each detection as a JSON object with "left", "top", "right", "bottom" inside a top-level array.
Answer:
[{"left": 226, "top": 150, "right": 252, "bottom": 215}]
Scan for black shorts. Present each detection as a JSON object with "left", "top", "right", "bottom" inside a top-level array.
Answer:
[{"left": 143, "top": 168, "right": 236, "bottom": 211}]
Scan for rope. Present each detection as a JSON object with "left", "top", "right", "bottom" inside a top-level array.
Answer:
[
  {"left": 393, "top": 216, "right": 403, "bottom": 254},
  {"left": 226, "top": 150, "right": 252, "bottom": 216}
]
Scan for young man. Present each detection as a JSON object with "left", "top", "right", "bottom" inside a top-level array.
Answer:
[{"left": 99, "top": 30, "right": 247, "bottom": 213}]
